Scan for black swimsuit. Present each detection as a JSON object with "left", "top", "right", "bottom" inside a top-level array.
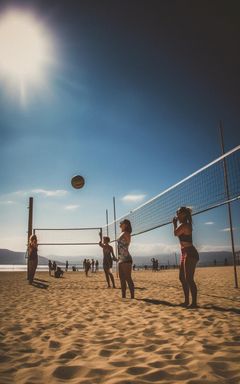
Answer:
[{"left": 178, "top": 234, "right": 192, "bottom": 243}]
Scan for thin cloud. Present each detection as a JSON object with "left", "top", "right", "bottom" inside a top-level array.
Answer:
[
  {"left": 205, "top": 222, "right": 214, "bottom": 225},
  {"left": 221, "top": 227, "right": 236, "bottom": 232},
  {"left": 131, "top": 242, "right": 177, "bottom": 256},
  {"left": 11, "top": 190, "right": 28, "bottom": 197},
  {"left": 9, "top": 189, "right": 68, "bottom": 198},
  {"left": 64, "top": 205, "right": 80, "bottom": 211},
  {"left": 121, "top": 194, "right": 146, "bottom": 203},
  {"left": 0, "top": 200, "right": 15, "bottom": 205},
  {"left": 32, "top": 189, "right": 67, "bottom": 197},
  {"left": 198, "top": 244, "right": 231, "bottom": 252}
]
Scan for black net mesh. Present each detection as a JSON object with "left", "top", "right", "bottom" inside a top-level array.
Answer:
[{"left": 103, "top": 146, "right": 240, "bottom": 239}]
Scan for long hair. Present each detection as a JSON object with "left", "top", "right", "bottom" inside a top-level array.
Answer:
[
  {"left": 121, "top": 219, "right": 132, "bottom": 234},
  {"left": 29, "top": 234, "right": 37, "bottom": 247},
  {"left": 177, "top": 207, "right": 193, "bottom": 228}
]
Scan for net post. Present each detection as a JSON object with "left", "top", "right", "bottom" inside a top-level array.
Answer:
[
  {"left": 27, "top": 197, "right": 33, "bottom": 280},
  {"left": 113, "top": 196, "right": 118, "bottom": 277},
  {"left": 106, "top": 209, "right": 109, "bottom": 237},
  {"left": 219, "top": 121, "right": 238, "bottom": 288}
]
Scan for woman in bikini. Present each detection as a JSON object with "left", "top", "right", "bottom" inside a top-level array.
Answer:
[
  {"left": 28, "top": 234, "right": 38, "bottom": 285},
  {"left": 173, "top": 207, "right": 199, "bottom": 308},
  {"left": 117, "top": 219, "right": 134, "bottom": 299}
]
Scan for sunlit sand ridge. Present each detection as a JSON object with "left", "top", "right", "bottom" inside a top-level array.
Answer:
[{"left": 0, "top": 267, "right": 240, "bottom": 384}]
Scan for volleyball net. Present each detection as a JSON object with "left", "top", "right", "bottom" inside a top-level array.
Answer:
[
  {"left": 33, "top": 227, "right": 102, "bottom": 246},
  {"left": 103, "top": 145, "right": 240, "bottom": 239}
]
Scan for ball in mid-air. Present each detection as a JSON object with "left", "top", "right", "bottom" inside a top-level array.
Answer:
[{"left": 71, "top": 175, "right": 85, "bottom": 189}]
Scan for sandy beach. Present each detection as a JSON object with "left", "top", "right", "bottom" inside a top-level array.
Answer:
[{"left": 0, "top": 267, "right": 240, "bottom": 384}]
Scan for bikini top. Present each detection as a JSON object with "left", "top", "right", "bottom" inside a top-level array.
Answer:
[{"left": 178, "top": 233, "right": 192, "bottom": 243}]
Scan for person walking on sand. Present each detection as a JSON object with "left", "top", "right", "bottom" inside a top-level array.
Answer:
[
  {"left": 173, "top": 207, "right": 199, "bottom": 308},
  {"left": 99, "top": 234, "right": 117, "bottom": 288},
  {"left": 91, "top": 259, "right": 95, "bottom": 273},
  {"left": 48, "top": 260, "right": 53, "bottom": 276},
  {"left": 95, "top": 259, "right": 99, "bottom": 272},
  {"left": 85, "top": 259, "right": 91, "bottom": 277},
  {"left": 52, "top": 260, "right": 57, "bottom": 273},
  {"left": 117, "top": 219, "right": 135, "bottom": 299},
  {"left": 28, "top": 234, "right": 38, "bottom": 285}
]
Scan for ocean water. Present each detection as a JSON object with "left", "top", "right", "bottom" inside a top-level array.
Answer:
[
  {"left": 0, "top": 265, "right": 49, "bottom": 272},
  {"left": 0, "top": 264, "right": 106, "bottom": 272}
]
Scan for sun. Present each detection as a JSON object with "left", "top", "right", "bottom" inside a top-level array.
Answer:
[{"left": 0, "top": 9, "right": 53, "bottom": 103}]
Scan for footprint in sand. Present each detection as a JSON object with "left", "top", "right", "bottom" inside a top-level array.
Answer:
[
  {"left": 59, "top": 350, "right": 78, "bottom": 360},
  {"left": 143, "top": 344, "right": 158, "bottom": 352},
  {"left": 148, "top": 361, "right": 166, "bottom": 369},
  {"left": 99, "top": 348, "right": 112, "bottom": 357},
  {"left": 19, "top": 334, "right": 32, "bottom": 341},
  {"left": 49, "top": 340, "right": 61, "bottom": 349},
  {"left": 141, "top": 369, "right": 173, "bottom": 382},
  {"left": 53, "top": 365, "right": 86, "bottom": 380},
  {"left": 86, "top": 368, "right": 113, "bottom": 378},
  {"left": 126, "top": 366, "right": 149, "bottom": 375}
]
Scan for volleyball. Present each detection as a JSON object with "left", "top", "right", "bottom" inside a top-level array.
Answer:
[{"left": 71, "top": 175, "right": 85, "bottom": 189}]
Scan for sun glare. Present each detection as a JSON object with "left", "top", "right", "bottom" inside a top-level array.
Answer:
[{"left": 0, "top": 9, "right": 53, "bottom": 103}]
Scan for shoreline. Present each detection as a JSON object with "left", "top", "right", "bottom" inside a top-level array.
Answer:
[{"left": 0, "top": 263, "right": 236, "bottom": 272}]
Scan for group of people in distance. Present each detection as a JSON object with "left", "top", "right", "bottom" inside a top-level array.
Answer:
[
  {"left": 83, "top": 258, "right": 99, "bottom": 276},
  {"left": 48, "top": 260, "right": 64, "bottom": 278},
  {"left": 27, "top": 206, "right": 199, "bottom": 308}
]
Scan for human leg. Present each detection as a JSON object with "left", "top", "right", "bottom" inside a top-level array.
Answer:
[
  {"left": 104, "top": 268, "right": 111, "bottom": 287},
  {"left": 28, "top": 258, "right": 37, "bottom": 284},
  {"left": 124, "top": 263, "right": 134, "bottom": 298},
  {"left": 118, "top": 263, "right": 127, "bottom": 298},
  {"left": 109, "top": 270, "right": 116, "bottom": 288},
  {"left": 185, "top": 256, "right": 198, "bottom": 307},
  {"left": 179, "top": 261, "right": 189, "bottom": 305}
]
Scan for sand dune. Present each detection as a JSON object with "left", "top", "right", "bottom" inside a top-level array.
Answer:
[{"left": 0, "top": 267, "right": 240, "bottom": 383}]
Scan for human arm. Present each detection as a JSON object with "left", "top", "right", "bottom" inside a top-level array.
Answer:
[
  {"left": 173, "top": 217, "right": 185, "bottom": 237},
  {"left": 110, "top": 246, "right": 118, "bottom": 261}
]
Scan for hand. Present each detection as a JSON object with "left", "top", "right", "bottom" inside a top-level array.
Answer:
[{"left": 173, "top": 216, "right": 178, "bottom": 225}]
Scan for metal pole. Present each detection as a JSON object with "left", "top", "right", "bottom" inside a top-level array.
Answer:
[
  {"left": 219, "top": 121, "right": 238, "bottom": 288},
  {"left": 27, "top": 197, "right": 33, "bottom": 280},
  {"left": 99, "top": 227, "right": 102, "bottom": 242},
  {"left": 106, "top": 209, "right": 109, "bottom": 237},
  {"left": 113, "top": 196, "right": 118, "bottom": 277}
]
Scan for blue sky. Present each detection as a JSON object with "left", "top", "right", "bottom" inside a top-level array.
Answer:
[{"left": 0, "top": 0, "right": 240, "bottom": 259}]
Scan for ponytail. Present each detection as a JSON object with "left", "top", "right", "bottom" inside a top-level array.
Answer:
[{"left": 177, "top": 207, "right": 193, "bottom": 228}]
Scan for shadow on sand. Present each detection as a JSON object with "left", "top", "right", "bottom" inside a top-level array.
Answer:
[
  {"left": 34, "top": 277, "right": 49, "bottom": 283},
  {"left": 137, "top": 298, "right": 240, "bottom": 314},
  {"left": 202, "top": 304, "right": 240, "bottom": 315},
  {"left": 31, "top": 279, "right": 49, "bottom": 289},
  {"left": 137, "top": 298, "right": 179, "bottom": 307}
]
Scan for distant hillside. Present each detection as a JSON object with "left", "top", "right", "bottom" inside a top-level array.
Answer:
[
  {"left": 0, "top": 249, "right": 237, "bottom": 267},
  {"left": 0, "top": 249, "right": 55, "bottom": 265},
  {"left": 129, "top": 252, "right": 235, "bottom": 267}
]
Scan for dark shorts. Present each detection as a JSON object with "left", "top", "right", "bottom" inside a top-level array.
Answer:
[
  {"left": 103, "top": 262, "right": 113, "bottom": 270},
  {"left": 181, "top": 246, "right": 199, "bottom": 262}
]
